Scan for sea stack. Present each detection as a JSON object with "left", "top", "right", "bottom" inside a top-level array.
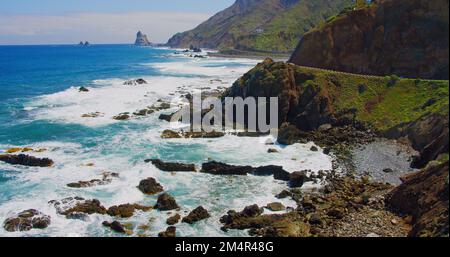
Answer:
[{"left": 135, "top": 31, "right": 152, "bottom": 46}]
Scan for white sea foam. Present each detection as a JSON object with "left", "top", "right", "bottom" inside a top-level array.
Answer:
[{"left": 1, "top": 55, "right": 334, "bottom": 237}]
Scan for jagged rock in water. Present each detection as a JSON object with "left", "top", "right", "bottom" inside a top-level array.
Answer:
[
  {"left": 107, "top": 204, "right": 152, "bottom": 218},
  {"left": 49, "top": 197, "right": 107, "bottom": 218},
  {"left": 182, "top": 206, "right": 211, "bottom": 224},
  {"left": 0, "top": 154, "right": 54, "bottom": 167},
  {"left": 135, "top": 31, "right": 152, "bottom": 46},
  {"left": 3, "top": 209, "right": 51, "bottom": 232},
  {"left": 158, "top": 226, "right": 176, "bottom": 237},
  {"left": 148, "top": 159, "right": 196, "bottom": 172},
  {"left": 155, "top": 193, "right": 179, "bottom": 211},
  {"left": 137, "top": 177, "right": 164, "bottom": 195}
]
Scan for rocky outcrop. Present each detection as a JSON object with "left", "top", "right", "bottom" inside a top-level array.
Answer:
[
  {"left": 166, "top": 214, "right": 181, "bottom": 225},
  {"left": 224, "top": 58, "right": 449, "bottom": 167},
  {"left": 135, "top": 31, "right": 152, "bottom": 46},
  {"left": 123, "top": 78, "right": 147, "bottom": 86},
  {"left": 289, "top": 0, "right": 449, "bottom": 80},
  {"left": 137, "top": 177, "right": 164, "bottom": 195},
  {"left": 148, "top": 159, "right": 196, "bottom": 172},
  {"left": 386, "top": 161, "right": 449, "bottom": 237},
  {"left": 67, "top": 172, "right": 119, "bottom": 188},
  {"left": 155, "top": 193, "right": 179, "bottom": 211},
  {"left": 0, "top": 154, "right": 54, "bottom": 167},
  {"left": 158, "top": 226, "right": 176, "bottom": 237},
  {"left": 200, "top": 161, "right": 254, "bottom": 175},
  {"left": 107, "top": 204, "right": 152, "bottom": 218},
  {"left": 385, "top": 113, "right": 449, "bottom": 169},
  {"left": 49, "top": 197, "right": 107, "bottom": 218},
  {"left": 103, "top": 221, "right": 126, "bottom": 234},
  {"left": 220, "top": 204, "right": 310, "bottom": 236},
  {"left": 3, "top": 209, "right": 51, "bottom": 232},
  {"left": 182, "top": 206, "right": 211, "bottom": 224}
]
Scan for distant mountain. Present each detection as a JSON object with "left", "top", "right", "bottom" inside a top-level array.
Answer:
[
  {"left": 166, "top": 0, "right": 354, "bottom": 53},
  {"left": 289, "top": 0, "right": 449, "bottom": 79},
  {"left": 135, "top": 31, "right": 152, "bottom": 46}
]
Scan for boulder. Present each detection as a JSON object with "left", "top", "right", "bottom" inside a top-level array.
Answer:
[
  {"left": 49, "top": 197, "right": 107, "bottom": 217},
  {"left": 251, "top": 165, "right": 291, "bottom": 182},
  {"left": 158, "top": 226, "right": 176, "bottom": 237},
  {"left": 103, "top": 221, "right": 126, "bottom": 234},
  {"left": 289, "top": 171, "right": 310, "bottom": 188},
  {"left": 3, "top": 209, "right": 51, "bottom": 232},
  {"left": 166, "top": 214, "right": 181, "bottom": 225},
  {"left": 275, "top": 190, "right": 292, "bottom": 199},
  {"left": 155, "top": 193, "right": 179, "bottom": 211},
  {"left": 138, "top": 177, "right": 164, "bottom": 195},
  {"left": 161, "top": 130, "right": 182, "bottom": 139},
  {"left": 200, "top": 161, "right": 254, "bottom": 175},
  {"left": 148, "top": 159, "right": 196, "bottom": 172},
  {"left": 310, "top": 146, "right": 319, "bottom": 152},
  {"left": 67, "top": 172, "right": 119, "bottom": 188},
  {"left": 0, "top": 154, "right": 53, "bottom": 167},
  {"left": 265, "top": 202, "right": 286, "bottom": 212},
  {"left": 113, "top": 113, "right": 130, "bottom": 120},
  {"left": 123, "top": 78, "right": 147, "bottom": 85},
  {"left": 182, "top": 206, "right": 211, "bottom": 224},
  {"left": 267, "top": 148, "right": 279, "bottom": 153},
  {"left": 78, "top": 87, "right": 89, "bottom": 92},
  {"left": 107, "top": 204, "right": 152, "bottom": 218}
]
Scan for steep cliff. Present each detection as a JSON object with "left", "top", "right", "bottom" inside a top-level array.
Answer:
[
  {"left": 289, "top": 0, "right": 449, "bottom": 79},
  {"left": 386, "top": 161, "right": 449, "bottom": 237},
  {"left": 224, "top": 58, "right": 449, "bottom": 165},
  {"left": 167, "top": 0, "right": 354, "bottom": 53}
]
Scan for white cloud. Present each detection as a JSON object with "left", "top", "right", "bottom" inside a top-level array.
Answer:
[{"left": 0, "top": 11, "right": 209, "bottom": 44}]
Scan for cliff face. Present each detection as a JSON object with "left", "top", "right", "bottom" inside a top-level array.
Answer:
[
  {"left": 135, "top": 31, "right": 152, "bottom": 46},
  {"left": 224, "top": 58, "right": 449, "bottom": 165},
  {"left": 167, "top": 0, "right": 353, "bottom": 53},
  {"left": 386, "top": 161, "right": 449, "bottom": 237},
  {"left": 289, "top": 0, "right": 449, "bottom": 79}
]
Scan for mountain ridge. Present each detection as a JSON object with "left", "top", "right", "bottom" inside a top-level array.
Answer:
[{"left": 167, "top": 0, "right": 354, "bottom": 53}]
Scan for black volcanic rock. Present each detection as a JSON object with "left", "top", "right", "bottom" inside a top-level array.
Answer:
[{"left": 0, "top": 154, "right": 54, "bottom": 167}]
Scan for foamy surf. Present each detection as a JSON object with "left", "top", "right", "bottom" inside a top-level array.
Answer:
[{"left": 0, "top": 49, "right": 334, "bottom": 237}]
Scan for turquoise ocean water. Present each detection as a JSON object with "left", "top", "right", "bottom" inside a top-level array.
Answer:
[{"left": 0, "top": 45, "right": 332, "bottom": 237}]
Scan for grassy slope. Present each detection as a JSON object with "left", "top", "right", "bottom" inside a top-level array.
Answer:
[
  {"left": 239, "top": 0, "right": 354, "bottom": 52},
  {"left": 168, "top": 0, "right": 354, "bottom": 53},
  {"left": 294, "top": 66, "right": 449, "bottom": 131}
]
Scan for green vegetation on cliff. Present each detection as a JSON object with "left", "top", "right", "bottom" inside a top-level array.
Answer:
[
  {"left": 167, "top": 0, "right": 354, "bottom": 54},
  {"left": 227, "top": 59, "right": 449, "bottom": 133}
]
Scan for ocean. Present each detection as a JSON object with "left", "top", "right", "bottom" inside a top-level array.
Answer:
[{"left": 0, "top": 44, "right": 332, "bottom": 237}]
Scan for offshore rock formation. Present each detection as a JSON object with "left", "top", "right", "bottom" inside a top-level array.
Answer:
[
  {"left": 135, "top": 31, "right": 152, "bottom": 46},
  {"left": 0, "top": 154, "right": 54, "bottom": 167},
  {"left": 289, "top": 0, "right": 449, "bottom": 79},
  {"left": 167, "top": 0, "right": 353, "bottom": 53},
  {"left": 386, "top": 161, "right": 449, "bottom": 237}
]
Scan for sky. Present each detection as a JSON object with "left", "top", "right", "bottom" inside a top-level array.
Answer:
[{"left": 0, "top": 0, "right": 235, "bottom": 45}]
